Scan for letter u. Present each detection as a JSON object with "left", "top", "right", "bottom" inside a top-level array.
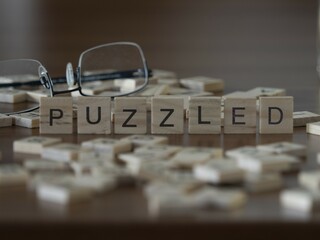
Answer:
[{"left": 86, "top": 106, "right": 101, "bottom": 124}]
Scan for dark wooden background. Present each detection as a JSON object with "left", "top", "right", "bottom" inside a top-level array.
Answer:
[
  {"left": 0, "top": 0, "right": 320, "bottom": 239},
  {"left": 0, "top": 0, "right": 318, "bottom": 89}
]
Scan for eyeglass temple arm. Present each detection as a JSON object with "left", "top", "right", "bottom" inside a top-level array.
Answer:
[
  {"left": 0, "top": 69, "right": 153, "bottom": 88},
  {"left": 75, "top": 68, "right": 153, "bottom": 83},
  {"left": 0, "top": 80, "right": 43, "bottom": 88}
]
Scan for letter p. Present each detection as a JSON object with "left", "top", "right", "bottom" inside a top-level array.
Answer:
[{"left": 49, "top": 109, "right": 63, "bottom": 126}]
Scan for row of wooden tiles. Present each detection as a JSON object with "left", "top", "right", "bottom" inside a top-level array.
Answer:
[
  {"left": 43, "top": 96, "right": 294, "bottom": 134},
  {"left": 2, "top": 96, "right": 320, "bottom": 134}
]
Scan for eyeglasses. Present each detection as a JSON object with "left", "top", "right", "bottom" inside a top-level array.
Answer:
[{"left": 0, "top": 42, "right": 151, "bottom": 115}]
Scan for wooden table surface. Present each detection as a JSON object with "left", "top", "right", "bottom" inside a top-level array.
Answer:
[{"left": 0, "top": 0, "right": 320, "bottom": 239}]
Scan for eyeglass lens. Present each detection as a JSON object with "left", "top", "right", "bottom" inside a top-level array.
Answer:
[
  {"left": 0, "top": 59, "right": 47, "bottom": 114},
  {"left": 77, "top": 43, "right": 148, "bottom": 97}
]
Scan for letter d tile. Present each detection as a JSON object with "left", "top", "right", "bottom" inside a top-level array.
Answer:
[{"left": 259, "top": 96, "right": 293, "bottom": 134}]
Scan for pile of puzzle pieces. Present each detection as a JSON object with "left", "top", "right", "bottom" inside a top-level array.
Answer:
[{"left": 0, "top": 134, "right": 319, "bottom": 216}]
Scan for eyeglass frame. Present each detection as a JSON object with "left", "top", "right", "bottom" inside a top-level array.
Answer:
[{"left": 0, "top": 41, "right": 151, "bottom": 115}]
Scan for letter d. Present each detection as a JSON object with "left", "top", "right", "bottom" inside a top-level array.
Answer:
[{"left": 268, "top": 107, "right": 283, "bottom": 125}]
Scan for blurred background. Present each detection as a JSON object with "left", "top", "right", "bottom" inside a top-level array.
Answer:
[{"left": 0, "top": 0, "right": 317, "bottom": 92}]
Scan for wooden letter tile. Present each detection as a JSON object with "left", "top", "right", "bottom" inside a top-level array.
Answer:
[
  {"left": 137, "top": 84, "right": 169, "bottom": 97},
  {"left": 0, "top": 114, "right": 13, "bottom": 127},
  {"left": 13, "top": 136, "right": 62, "bottom": 154},
  {"left": 245, "top": 87, "right": 286, "bottom": 98},
  {"left": 151, "top": 97, "right": 184, "bottom": 134},
  {"left": 259, "top": 97, "right": 293, "bottom": 134},
  {"left": 298, "top": 170, "right": 320, "bottom": 191},
  {"left": 35, "top": 177, "right": 93, "bottom": 205},
  {"left": 236, "top": 153, "right": 297, "bottom": 173},
  {"left": 77, "top": 96, "right": 111, "bottom": 134},
  {"left": 78, "top": 148, "right": 114, "bottom": 162},
  {"left": 152, "top": 69, "right": 177, "bottom": 79},
  {"left": 120, "top": 135, "right": 168, "bottom": 147},
  {"left": 24, "top": 159, "right": 69, "bottom": 172},
  {"left": 307, "top": 121, "right": 320, "bottom": 136},
  {"left": 193, "top": 187, "right": 247, "bottom": 211},
  {"left": 134, "top": 145, "right": 182, "bottom": 159},
  {"left": 118, "top": 152, "right": 166, "bottom": 175},
  {"left": 0, "top": 88, "right": 27, "bottom": 103},
  {"left": 188, "top": 97, "right": 221, "bottom": 134},
  {"left": 245, "top": 173, "right": 282, "bottom": 193},
  {"left": 169, "top": 147, "right": 223, "bottom": 168},
  {"left": 257, "top": 141, "right": 306, "bottom": 158},
  {"left": 222, "top": 91, "right": 247, "bottom": 105},
  {"left": 40, "top": 97, "right": 73, "bottom": 134},
  {"left": 280, "top": 188, "right": 320, "bottom": 213},
  {"left": 81, "top": 137, "right": 132, "bottom": 156},
  {"left": 80, "top": 81, "right": 114, "bottom": 95},
  {"left": 42, "top": 143, "right": 81, "bottom": 162},
  {"left": 224, "top": 98, "right": 256, "bottom": 134},
  {"left": 0, "top": 164, "right": 29, "bottom": 187},
  {"left": 193, "top": 159, "right": 245, "bottom": 184},
  {"left": 293, "top": 111, "right": 320, "bottom": 127},
  {"left": 114, "top": 97, "right": 147, "bottom": 134},
  {"left": 225, "top": 146, "right": 269, "bottom": 159},
  {"left": 13, "top": 112, "right": 39, "bottom": 128},
  {"left": 27, "top": 89, "right": 50, "bottom": 103},
  {"left": 180, "top": 76, "right": 224, "bottom": 92}
]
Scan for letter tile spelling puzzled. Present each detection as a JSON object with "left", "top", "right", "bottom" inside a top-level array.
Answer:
[
  {"left": 151, "top": 97, "right": 184, "bottom": 134},
  {"left": 40, "top": 97, "right": 73, "bottom": 134},
  {"left": 114, "top": 97, "right": 147, "bottom": 134},
  {"left": 259, "top": 97, "right": 293, "bottom": 134},
  {"left": 77, "top": 96, "right": 111, "bottom": 134},
  {"left": 224, "top": 98, "right": 256, "bottom": 134},
  {"left": 188, "top": 96, "right": 221, "bottom": 134}
]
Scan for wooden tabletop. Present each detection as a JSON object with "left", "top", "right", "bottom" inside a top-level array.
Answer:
[{"left": 0, "top": 0, "right": 320, "bottom": 239}]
